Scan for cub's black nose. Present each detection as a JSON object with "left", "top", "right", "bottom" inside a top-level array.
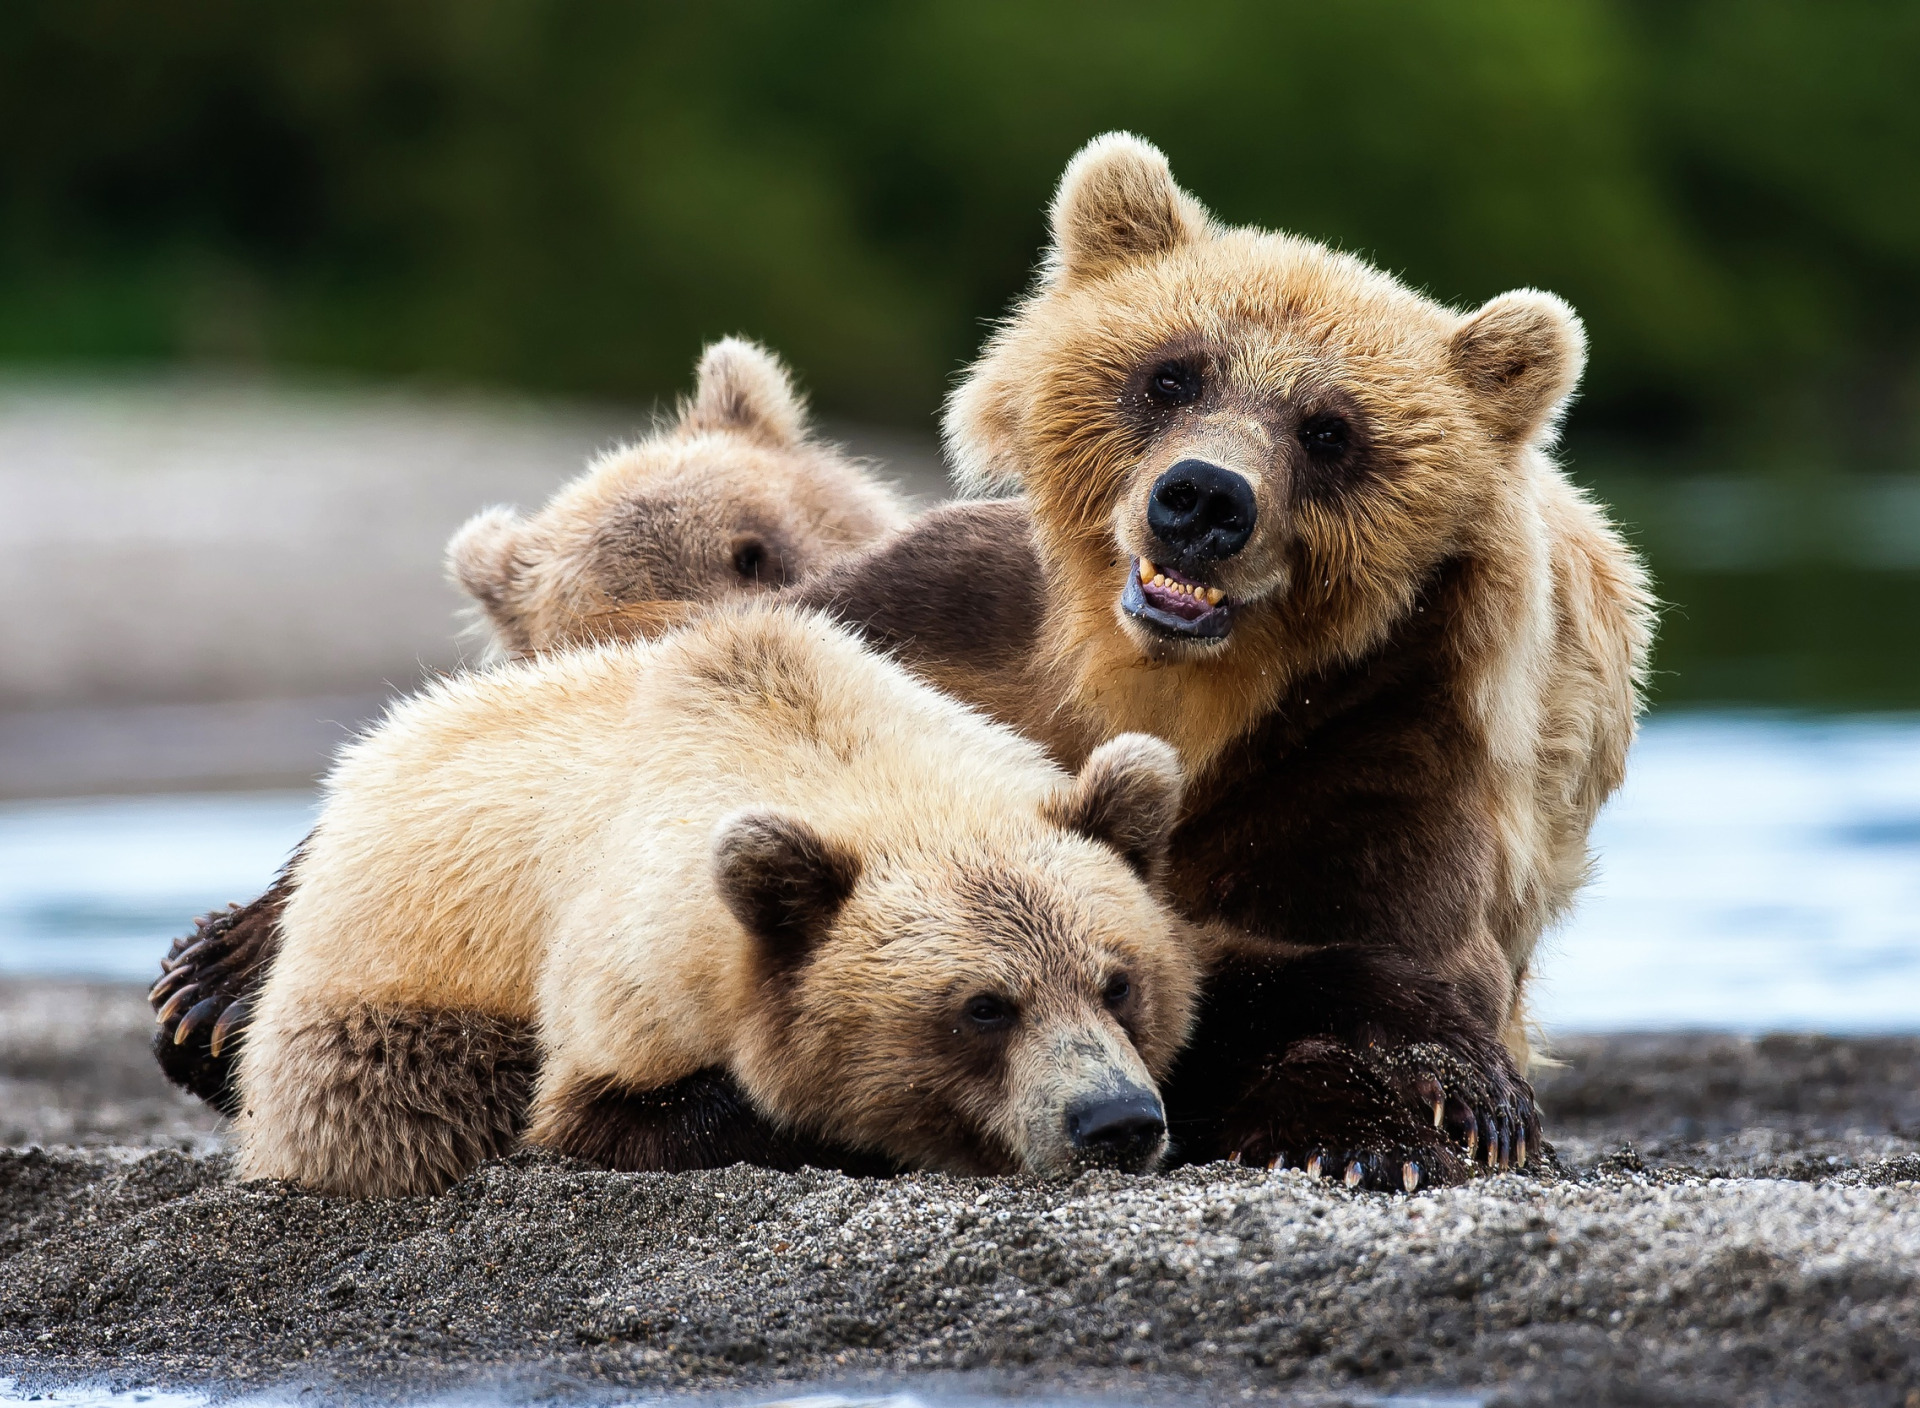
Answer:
[
  {"left": 1148, "top": 459, "right": 1257, "bottom": 561},
  {"left": 1067, "top": 1092, "right": 1167, "bottom": 1168}
]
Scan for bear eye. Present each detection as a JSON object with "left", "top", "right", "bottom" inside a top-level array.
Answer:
[
  {"left": 1144, "top": 360, "right": 1202, "bottom": 408},
  {"left": 732, "top": 539, "right": 768, "bottom": 582},
  {"left": 964, "top": 994, "right": 1016, "bottom": 1030},
  {"left": 1102, "top": 973, "right": 1132, "bottom": 1008},
  {"left": 1298, "top": 412, "right": 1351, "bottom": 456}
]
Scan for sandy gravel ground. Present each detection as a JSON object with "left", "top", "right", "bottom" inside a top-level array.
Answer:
[{"left": 3, "top": 980, "right": 1918, "bottom": 1406}]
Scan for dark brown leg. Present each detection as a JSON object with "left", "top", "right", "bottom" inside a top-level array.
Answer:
[{"left": 533, "top": 1068, "right": 896, "bottom": 1176}]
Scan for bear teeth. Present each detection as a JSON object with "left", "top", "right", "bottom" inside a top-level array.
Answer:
[{"left": 1138, "top": 558, "right": 1225, "bottom": 607}]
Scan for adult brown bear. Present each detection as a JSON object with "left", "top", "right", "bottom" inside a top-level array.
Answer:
[
  {"left": 158, "top": 135, "right": 1647, "bottom": 1187},
  {"left": 777, "top": 132, "right": 1651, "bottom": 1177}
]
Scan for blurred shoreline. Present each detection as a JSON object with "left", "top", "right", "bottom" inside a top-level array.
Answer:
[{"left": 0, "top": 376, "right": 948, "bottom": 799}]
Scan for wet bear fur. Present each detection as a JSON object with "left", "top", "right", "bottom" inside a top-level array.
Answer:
[
  {"left": 232, "top": 602, "right": 1201, "bottom": 1196},
  {"left": 449, "top": 337, "right": 908, "bottom": 659}
]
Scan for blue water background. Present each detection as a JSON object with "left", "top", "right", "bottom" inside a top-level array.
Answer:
[{"left": 2, "top": 711, "right": 1917, "bottom": 1033}]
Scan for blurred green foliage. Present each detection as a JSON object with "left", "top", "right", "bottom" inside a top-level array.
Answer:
[{"left": 2, "top": 0, "right": 1917, "bottom": 451}]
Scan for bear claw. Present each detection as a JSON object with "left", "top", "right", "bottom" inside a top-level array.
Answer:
[
  {"left": 174, "top": 996, "right": 223, "bottom": 1046},
  {"left": 155, "top": 984, "right": 201, "bottom": 1026},
  {"left": 208, "top": 997, "right": 250, "bottom": 1058},
  {"left": 149, "top": 964, "right": 194, "bottom": 1005}
]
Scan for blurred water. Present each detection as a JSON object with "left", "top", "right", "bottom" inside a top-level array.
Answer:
[
  {"left": 0, "top": 714, "right": 1916, "bottom": 1032},
  {"left": 0, "top": 790, "right": 314, "bottom": 980},
  {"left": 1536, "top": 712, "right": 1920, "bottom": 1032}
]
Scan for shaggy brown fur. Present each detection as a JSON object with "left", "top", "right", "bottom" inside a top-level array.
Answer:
[
  {"left": 154, "top": 141, "right": 1630, "bottom": 1188},
  {"left": 769, "top": 134, "right": 1643, "bottom": 1175},
  {"left": 236, "top": 1004, "right": 538, "bottom": 1198},
  {"left": 535, "top": 1068, "right": 896, "bottom": 1177}
]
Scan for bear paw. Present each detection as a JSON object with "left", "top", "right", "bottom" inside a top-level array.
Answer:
[
  {"left": 149, "top": 876, "right": 289, "bottom": 1112},
  {"left": 1193, "top": 1033, "right": 1542, "bottom": 1192},
  {"left": 1375, "top": 1039, "right": 1542, "bottom": 1176},
  {"left": 1195, "top": 1036, "right": 1469, "bottom": 1191}
]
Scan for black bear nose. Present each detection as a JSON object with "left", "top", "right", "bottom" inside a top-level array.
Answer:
[
  {"left": 1147, "top": 459, "right": 1257, "bottom": 561},
  {"left": 1067, "top": 1091, "right": 1167, "bottom": 1168}
]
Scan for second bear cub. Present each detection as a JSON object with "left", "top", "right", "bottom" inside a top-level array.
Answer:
[
  {"left": 449, "top": 338, "right": 908, "bottom": 658},
  {"left": 234, "top": 603, "right": 1198, "bottom": 1197}
]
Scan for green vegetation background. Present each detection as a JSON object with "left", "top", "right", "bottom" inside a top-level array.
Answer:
[{"left": 4, "top": 0, "right": 1919, "bottom": 706}]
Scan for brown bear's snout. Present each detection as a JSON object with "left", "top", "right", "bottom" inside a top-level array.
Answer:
[
  {"left": 1066, "top": 1089, "right": 1166, "bottom": 1171},
  {"left": 1147, "top": 459, "right": 1257, "bottom": 565}
]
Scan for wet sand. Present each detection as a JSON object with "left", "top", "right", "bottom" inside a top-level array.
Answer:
[{"left": 2, "top": 980, "right": 1918, "bottom": 1406}]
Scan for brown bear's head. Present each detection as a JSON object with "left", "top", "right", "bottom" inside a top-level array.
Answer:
[
  {"left": 449, "top": 338, "right": 908, "bottom": 659},
  {"left": 945, "top": 134, "right": 1585, "bottom": 740},
  {"left": 713, "top": 733, "right": 1200, "bottom": 1177}
]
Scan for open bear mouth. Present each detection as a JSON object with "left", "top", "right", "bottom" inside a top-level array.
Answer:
[{"left": 1120, "top": 557, "right": 1234, "bottom": 640}]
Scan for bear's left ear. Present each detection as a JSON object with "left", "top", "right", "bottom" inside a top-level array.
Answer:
[
  {"left": 1047, "top": 734, "right": 1186, "bottom": 883},
  {"left": 679, "top": 337, "right": 808, "bottom": 448},
  {"left": 1045, "top": 132, "right": 1210, "bottom": 288},
  {"left": 1448, "top": 290, "right": 1587, "bottom": 447},
  {"left": 446, "top": 506, "right": 536, "bottom": 656},
  {"left": 712, "top": 809, "right": 862, "bottom": 970}
]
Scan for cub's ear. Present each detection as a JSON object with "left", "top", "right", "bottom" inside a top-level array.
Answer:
[
  {"left": 1046, "top": 132, "right": 1209, "bottom": 289},
  {"left": 679, "top": 337, "right": 807, "bottom": 448},
  {"left": 1448, "top": 290, "right": 1587, "bottom": 447},
  {"left": 446, "top": 506, "right": 532, "bottom": 646},
  {"left": 1047, "top": 733, "right": 1186, "bottom": 883},
  {"left": 712, "top": 810, "right": 862, "bottom": 968}
]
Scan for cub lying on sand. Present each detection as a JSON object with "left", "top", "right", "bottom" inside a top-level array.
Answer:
[
  {"left": 152, "top": 338, "right": 905, "bottom": 1105},
  {"left": 450, "top": 337, "right": 908, "bottom": 659},
  {"left": 234, "top": 603, "right": 1199, "bottom": 1197}
]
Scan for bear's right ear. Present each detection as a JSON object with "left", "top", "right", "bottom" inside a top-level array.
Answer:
[
  {"left": 1448, "top": 290, "right": 1587, "bottom": 448},
  {"left": 446, "top": 507, "right": 531, "bottom": 645},
  {"left": 1047, "top": 734, "right": 1186, "bottom": 884},
  {"left": 712, "top": 810, "right": 862, "bottom": 970},
  {"left": 678, "top": 337, "right": 808, "bottom": 448},
  {"left": 1045, "top": 132, "right": 1210, "bottom": 289}
]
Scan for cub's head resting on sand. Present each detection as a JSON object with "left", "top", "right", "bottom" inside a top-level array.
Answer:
[
  {"left": 688, "top": 729, "right": 1195, "bottom": 1177},
  {"left": 234, "top": 605, "right": 1200, "bottom": 1196},
  {"left": 449, "top": 338, "right": 907, "bottom": 658}
]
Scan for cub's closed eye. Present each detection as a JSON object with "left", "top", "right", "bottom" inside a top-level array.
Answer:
[
  {"left": 965, "top": 994, "right": 1016, "bottom": 1029},
  {"left": 1145, "top": 361, "right": 1201, "bottom": 407},
  {"left": 1102, "top": 973, "right": 1132, "bottom": 1007},
  {"left": 1298, "top": 413, "right": 1351, "bottom": 455}
]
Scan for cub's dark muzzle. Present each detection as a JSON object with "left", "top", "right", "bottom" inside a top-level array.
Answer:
[
  {"left": 1148, "top": 459, "right": 1256, "bottom": 563},
  {"left": 1066, "top": 1090, "right": 1167, "bottom": 1170}
]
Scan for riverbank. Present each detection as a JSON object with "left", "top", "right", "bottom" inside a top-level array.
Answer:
[{"left": 3, "top": 980, "right": 1917, "bottom": 1406}]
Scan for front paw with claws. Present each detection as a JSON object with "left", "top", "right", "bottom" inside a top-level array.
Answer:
[
  {"left": 1189, "top": 1035, "right": 1469, "bottom": 1190},
  {"left": 1162, "top": 941, "right": 1544, "bottom": 1190},
  {"left": 150, "top": 868, "right": 292, "bottom": 1112}
]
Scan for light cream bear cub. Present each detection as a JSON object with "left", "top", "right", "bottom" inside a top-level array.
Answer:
[{"left": 234, "top": 602, "right": 1200, "bottom": 1197}]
